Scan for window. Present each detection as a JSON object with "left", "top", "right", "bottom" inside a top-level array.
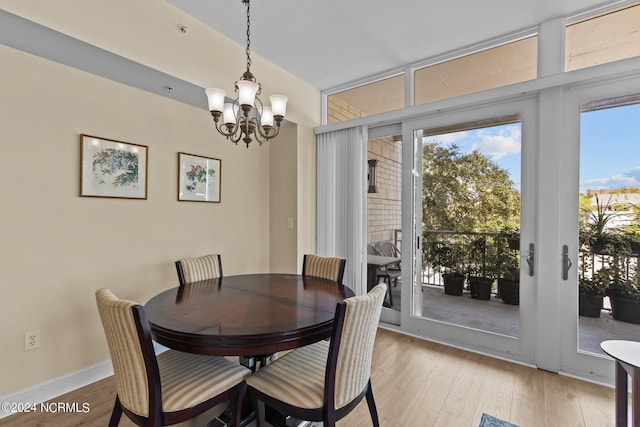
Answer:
[
  {"left": 327, "top": 74, "right": 404, "bottom": 124},
  {"left": 566, "top": 3, "right": 640, "bottom": 71},
  {"left": 414, "top": 37, "right": 537, "bottom": 105}
]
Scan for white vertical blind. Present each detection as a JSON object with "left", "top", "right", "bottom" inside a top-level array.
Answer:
[{"left": 316, "top": 126, "right": 367, "bottom": 294}]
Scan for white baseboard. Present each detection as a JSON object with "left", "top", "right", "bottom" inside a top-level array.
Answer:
[
  {"left": 0, "top": 343, "right": 168, "bottom": 419},
  {"left": 0, "top": 360, "right": 113, "bottom": 419}
]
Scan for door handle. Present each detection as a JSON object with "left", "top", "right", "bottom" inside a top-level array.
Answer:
[
  {"left": 526, "top": 243, "right": 534, "bottom": 277},
  {"left": 562, "top": 244, "right": 572, "bottom": 280}
]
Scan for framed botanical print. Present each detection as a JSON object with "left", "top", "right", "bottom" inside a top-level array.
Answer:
[
  {"left": 178, "top": 152, "right": 221, "bottom": 202},
  {"left": 80, "top": 134, "right": 148, "bottom": 199}
]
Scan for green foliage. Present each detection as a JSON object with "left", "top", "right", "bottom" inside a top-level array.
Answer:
[
  {"left": 613, "top": 280, "right": 640, "bottom": 300},
  {"left": 430, "top": 241, "right": 465, "bottom": 276},
  {"left": 185, "top": 164, "right": 215, "bottom": 192},
  {"left": 578, "top": 268, "right": 610, "bottom": 296},
  {"left": 92, "top": 148, "right": 139, "bottom": 187},
  {"left": 581, "top": 194, "right": 616, "bottom": 237},
  {"left": 623, "top": 203, "right": 640, "bottom": 236},
  {"left": 421, "top": 142, "right": 520, "bottom": 233}
]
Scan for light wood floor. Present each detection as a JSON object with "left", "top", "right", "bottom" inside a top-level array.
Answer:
[{"left": 0, "top": 328, "right": 616, "bottom": 427}]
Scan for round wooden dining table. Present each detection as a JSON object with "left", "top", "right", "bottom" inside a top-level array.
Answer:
[{"left": 144, "top": 273, "right": 355, "bottom": 359}]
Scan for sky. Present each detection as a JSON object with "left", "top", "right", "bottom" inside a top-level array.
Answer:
[{"left": 423, "top": 102, "right": 640, "bottom": 194}]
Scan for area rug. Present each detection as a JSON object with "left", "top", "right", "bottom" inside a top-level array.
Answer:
[{"left": 479, "top": 413, "right": 518, "bottom": 427}]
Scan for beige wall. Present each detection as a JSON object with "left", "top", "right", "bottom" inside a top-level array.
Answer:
[
  {"left": 270, "top": 125, "right": 299, "bottom": 273},
  {"left": 0, "top": 2, "right": 321, "bottom": 396}
]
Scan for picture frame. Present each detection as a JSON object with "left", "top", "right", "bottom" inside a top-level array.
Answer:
[
  {"left": 80, "top": 134, "right": 148, "bottom": 199},
  {"left": 178, "top": 152, "right": 221, "bottom": 203}
]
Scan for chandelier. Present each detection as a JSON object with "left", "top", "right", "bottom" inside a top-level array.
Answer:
[{"left": 205, "top": 0, "right": 288, "bottom": 148}]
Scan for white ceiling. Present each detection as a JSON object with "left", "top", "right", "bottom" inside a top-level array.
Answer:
[{"left": 168, "top": 0, "right": 620, "bottom": 91}]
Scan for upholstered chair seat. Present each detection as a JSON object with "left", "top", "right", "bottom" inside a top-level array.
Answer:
[{"left": 246, "top": 283, "right": 386, "bottom": 427}]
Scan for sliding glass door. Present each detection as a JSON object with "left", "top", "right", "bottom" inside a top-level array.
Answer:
[
  {"left": 400, "top": 97, "right": 537, "bottom": 364},
  {"left": 559, "top": 77, "right": 640, "bottom": 380}
]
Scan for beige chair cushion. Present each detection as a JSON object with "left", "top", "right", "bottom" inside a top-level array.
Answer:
[
  {"left": 246, "top": 340, "right": 329, "bottom": 409},
  {"left": 246, "top": 283, "right": 386, "bottom": 410},
  {"left": 158, "top": 350, "right": 251, "bottom": 413},
  {"left": 179, "top": 254, "right": 221, "bottom": 283},
  {"left": 303, "top": 254, "right": 344, "bottom": 282}
]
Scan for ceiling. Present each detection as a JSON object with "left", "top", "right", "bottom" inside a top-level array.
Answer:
[{"left": 168, "top": 0, "right": 620, "bottom": 91}]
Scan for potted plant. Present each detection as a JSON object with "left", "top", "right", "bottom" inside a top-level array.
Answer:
[
  {"left": 467, "top": 236, "right": 494, "bottom": 300},
  {"left": 610, "top": 281, "right": 640, "bottom": 323},
  {"left": 493, "top": 232, "right": 520, "bottom": 304},
  {"left": 610, "top": 279, "right": 640, "bottom": 324},
  {"left": 581, "top": 195, "right": 628, "bottom": 255},
  {"left": 497, "top": 255, "right": 520, "bottom": 305},
  {"left": 578, "top": 270, "right": 608, "bottom": 318},
  {"left": 432, "top": 242, "right": 466, "bottom": 296},
  {"left": 577, "top": 243, "right": 606, "bottom": 317}
]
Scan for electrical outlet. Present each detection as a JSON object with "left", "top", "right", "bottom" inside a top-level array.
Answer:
[{"left": 24, "top": 330, "right": 41, "bottom": 351}]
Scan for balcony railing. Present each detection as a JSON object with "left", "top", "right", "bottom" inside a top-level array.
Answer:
[
  {"left": 421, "top": 230, "right": 519, "bottom": 287},
  {"left": 421, "top": 229, "right": 639, "bottom": 288}
]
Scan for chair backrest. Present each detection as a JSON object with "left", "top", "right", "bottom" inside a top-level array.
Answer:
[
  {"left": 175, "top": 254, "right": 223, "bottom": 285},
  {"left": 377, "top": 241, "right": 400, "bottom": 258},
  {"left": 367, "top": 244, "right": 381, "bottom": 255},
  {"left": 302, "top": 254, "right": 346, "bottom": 284},
  {"left": 95, "top": 288, "right": 158, "bottom": 418},
  {"left": 326, "top": 283, "right": 386, "bottom": 409}
]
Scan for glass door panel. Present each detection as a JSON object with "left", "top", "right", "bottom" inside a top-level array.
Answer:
[
  {"left": 402, "top": 98, "right": 536, "bottom": 363},
  {"left": 578, "top": 97, "right": 640, "bottom": 353},
  {"left": 560, "top": 78, "right": 640, "bottom": 382},
  {"left": 418, "top": 118, "right": 522, "bottom": 337}
]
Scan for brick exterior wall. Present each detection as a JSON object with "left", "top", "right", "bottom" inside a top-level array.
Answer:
[
  {"left": 327, "top": 95, "right": 365, "bottom": 124},
  {"left": 368, "top": 137, "right": 402, "bottom": 247},
  {"left": 327, "top": 96, "right": 402, "bottom": 249}
]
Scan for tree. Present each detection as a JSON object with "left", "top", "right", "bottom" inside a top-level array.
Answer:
[{"left": 422, "top": 141, "right": 520, "bottom": 233}]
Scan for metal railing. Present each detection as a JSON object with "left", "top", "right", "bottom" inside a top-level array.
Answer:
[{"left": 421, "top": 230, "right": 519, "bottom": 287}]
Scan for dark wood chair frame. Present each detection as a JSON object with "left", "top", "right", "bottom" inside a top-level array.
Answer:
[
  {"left": 301, "top": 254, "right": 347, "bottom": 285},
  {"left": 108, "top": 303, "right": 246, "bottom": 427},
  {"left": 248, "top": 300, "right": 380, "bottom": 427},
  {"left": 175, "top": 254, "right": 223, "bottom": 286}
]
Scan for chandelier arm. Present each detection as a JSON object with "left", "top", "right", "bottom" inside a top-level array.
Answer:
[
  {"left": 255, "top": 122, "right": 280, "bottom": 141},
  {"left": 213, "top": 113, "right": 245, "bottom": 144}
]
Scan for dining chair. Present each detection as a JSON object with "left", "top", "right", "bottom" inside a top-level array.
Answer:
[
  {"left": 246, "top": 283, "right": 387, "bottom": 427},
  {"left": 175, "top": 253, "right": 222, "bottom": 286},
  {"left": 95, "top": 288, "right": 251, "bottom": 427},
  {"left": 302, "top": 254, "right": 346, "bottom": 284},
  {"left": 376, "top": 241, "right": 401, "bottom": 288}
]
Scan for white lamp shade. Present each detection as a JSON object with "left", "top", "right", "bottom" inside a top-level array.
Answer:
[
  {"left": 223, "top": 103, "right": 237, "bottom": 125},
  {"left": 237, "top": 80, "right": 259, "bottom": 106},
  {"left": 270, "top": 95, "right": 288, "bottom": 117},
  {"left": 261, "top": 106, "right": 274, "bottom": 127},
  {"left": 205, "top": 88, "right": 226, "bottom": 112}
]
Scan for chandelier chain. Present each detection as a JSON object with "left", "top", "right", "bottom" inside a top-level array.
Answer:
[{"left": 244, "top": 0, "right": 251, "bottom": 71}]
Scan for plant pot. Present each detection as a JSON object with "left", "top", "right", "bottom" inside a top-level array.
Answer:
[
  {"left": 611, "top": 295, "right": 640, "bottom": 324},
  {"left": 443, "top": 274, "right": 465, "bottom": 296},
  {"left": 497, "top": 278, "right": 519, "bottom": 305},
  {"left": 469, "top": 276, "right": 493, "bottom": 300},
  {"left": 579, "top": 293, "right": 603, "bottom": 318}
]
